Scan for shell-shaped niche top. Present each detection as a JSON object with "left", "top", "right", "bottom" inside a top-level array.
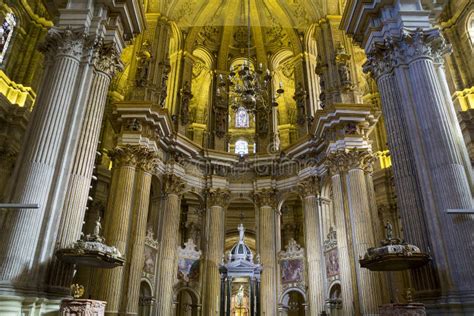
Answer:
[{"left": 228, "top": 223, "right": 254, "bottom": 263}]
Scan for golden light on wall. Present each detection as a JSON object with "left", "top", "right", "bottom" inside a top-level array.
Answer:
[
  {"left": 377, "top": 150, "right": 392, "bottom": 169},
  {"left": 0, "top": 70, "right": 36, "bottom": 108}
]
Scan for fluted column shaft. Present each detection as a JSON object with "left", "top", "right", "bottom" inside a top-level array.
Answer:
[
  {"left": 300, "top": 178, "right": 325, "bottom": 315},
  {"left": 330, "top": 172, "right": 356, "bottom": 315},
  {"left": 346, "top": 167, "right": 383, "bottom": 314},
  {"left": 124, "top": 164, "right": 154, "bottom": 315},
  {"left": 0, "top": 27, "right": 86, "bottom": 283},
  {"left": 255, "top": 189, "right": 278, "bottom": 316},
  {"left": 97, "top": 147, "right": 138, "bottom": 315},
  {"left": 204, "top": 189, "right": 229, "bottom": 315},
  {"left": 49, "top": 44, "right": 122, "bottom": 288},
  {"left": 376, "top": 73, "right": 438, "bottom": 292},
  {"left": 156, "top": 175, "right": 183, "bottom": 315}
]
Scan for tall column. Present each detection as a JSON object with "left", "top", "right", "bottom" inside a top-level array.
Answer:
[
  {"left": 156, "top": 175, "right": 184, "bottom": 315},
  {"left": 328, "top": 167, "right": 356, "bottom": 316},
  {"left": 48, "top": 42, "right": 122, "bottom": 288},
  {"left": 204, "top": 188, "right": 229, "bottom": 315},
  {"left": 299, "top": 177, "right": 325, "bottom": 315},
  {"left": 0, "top": 26, "right": 86, "bottom": 284},
  {"left": 344, "top": 1, "right": 474, "bottom": 302},
  {"left": 327, "top": 149, "right": 384, "bottom": 315},
  {"left": 96, "top": 145, "right": 139, "bottom": 315},
  {"left": 123, "top": 151, "right": 156, "bottom": 315},
  {"left": 255, "top": 189, "right": 278, "bottom": 316}
]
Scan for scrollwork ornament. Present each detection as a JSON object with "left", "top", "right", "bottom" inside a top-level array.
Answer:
[
  {"left": 136, "top": 148, "right": 159, "bottom": 173},
  {"left": 163, "top": 174, "right": 185, "bottom": 195},
  {"left": 94, "top": 42, "right": 124, "bottom": 78}
]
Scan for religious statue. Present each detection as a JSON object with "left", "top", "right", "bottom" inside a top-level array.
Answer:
[
  {"left": 385, "top": 221, "right": 393, "bottom": 240},
  {"left": 238, "top": 223, "right": 245, "bottom": 242},
  {"left": 236, "top": 285, "right": 244, "bottom": 306},
  {"left": 136, "top": 41, "right": 152, "bottom": 87},
  {"left": 93, "top": 216, "right": 102, "bottom": 237},
  {"left": 180, "top": 81, "right": 193, "bottom": 125}
]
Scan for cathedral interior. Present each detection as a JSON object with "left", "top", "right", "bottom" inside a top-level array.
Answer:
[{"left": 0, "top": 0, "right": 474, "bottom": 315}]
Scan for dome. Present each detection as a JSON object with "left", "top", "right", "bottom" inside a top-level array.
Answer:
[{"left": 228, "top": 224, "right": 254, "bottom": 262}]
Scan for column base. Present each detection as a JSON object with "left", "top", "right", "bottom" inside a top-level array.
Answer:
[
  {"left": 0, "top": 294, "right": 61, "bottom": 316},
  {"left": 60, "top": 299, "right": 106, "bottom": 316}
]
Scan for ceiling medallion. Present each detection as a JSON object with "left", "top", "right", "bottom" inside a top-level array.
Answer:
[{"left": 215, "top": 0, "right": 284, "bottom": 115}]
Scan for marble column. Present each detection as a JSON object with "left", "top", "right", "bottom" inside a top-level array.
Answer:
[
  {"left": 96, "top": 145, "right": 139, "bottom": 315},
  {"left": 155, "top": 175, "right": 184, "bottom": 315},
  {"left": 204, "top": 188, "right": 229, "bottom": 315},
  {"left": 328, "top": 166, "right": 356, "bottom": 316},
  {"left": 255, "top": 189, "right": 278, "bottom": 316},
  {"left": 344, "top": 1, "right": 474, "bottom": 301},
  {"left": 123, "top": 151, "right": 156, "bottom": 315},
  {"left": 299, "top": 177, "right": 325, "bottom": 315},
  {"left": 0, "top": 27, "right": 86, "bottom": 284},
  {"left": 49, "top": 42, "right": 122, "bottom": 288}
]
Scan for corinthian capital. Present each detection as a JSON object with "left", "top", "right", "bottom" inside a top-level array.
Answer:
[
  {"left": 297, "top": 176, "right": 320, "bottom": 198},
  {"left": 163, "top": 174, "right": 185, "bottom": 195},
  {"left": 136, "top": 148, "right": 159, "bottom": 173},
  {"left": 108, "top": 145, "right": 140, "bottom": 167},
  {"left": 39, "top": 26, "right": 87, "bottom": 61},
  {"left": 207, "top": 188, "right": 230, "bottom": 208},
  {"left": 326, "top": 149, "right": 375, "bottom": 175},
  {"left": 93, "top": 42, "right": 124, "bottom": 78},
  {"left": 363, "top": 28, "right": 450, "bottom": 79},
  {"left": 254, "top": 188, "right": 277, "bottom": 208}
]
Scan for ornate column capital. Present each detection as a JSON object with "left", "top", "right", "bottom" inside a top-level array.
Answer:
[
  {"left": 39, "top": 26, "right": 87, "bottom": 62},
  {"left": 163, "top": 174, "right": 185, "bottom": 196},
  {"left": 326, "top": 149, "right": 375, "bottom": 175},
  {"left": 297, "top": 176, "right": 320, "bottom": 198},
  {"left": 363, "top": 29, "right": 451, "bottom": 79},
  {"left": 207, "top": 188, "right": 230, "bottom": 208},
  {"left": 93, "top": 41, "right": 124, "bottom": 78},
  {"left": 253, "top": 188, "right": 278, "bottom": 208},
  {"left": 136, "top": 148, "right": 159, "bottom": 173}
]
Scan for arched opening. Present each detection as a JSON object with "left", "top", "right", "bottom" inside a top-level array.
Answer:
[
  {"left": 174, "top": 288, "right": 199, "bottom": 316},
  {"left": 280, "top": 289, "right": 306, "bottom": 316},
  {"left": 279, "top": 194, "right": 304, "bottom": 250},
  {"left": 327, "top": 283, "right": 342, "bottom": 316},
  {"left": 138, "top": 280, "right": 153, "bottom": 316}
]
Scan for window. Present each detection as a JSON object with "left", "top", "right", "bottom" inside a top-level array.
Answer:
[
  {"left": 235, "top": 107, "right": 249, "bottom": 128},
  {"left": 235, "top": 139, "right": 248, "bottom": 155},
  {"left": 469, "top": 13, "right": 474, "bottom": 46},
  {"left": 0, "top": 12, "right": 16, "bottom": 65}
]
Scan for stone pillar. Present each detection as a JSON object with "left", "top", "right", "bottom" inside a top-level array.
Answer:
[
  {"left": 49, "top": 43, "right": 122, "bottom": 288},
  {"left": 299, "top": 177, "right": 325, "bottom": 315},
  {"left": 344, "top": 1, "right": 474, "bottom": 302},
  {"left": 0, "top": 26, "right": 86, "bottom": 284},
  {"left": 96, "top": 145, "right": 139, "bottom": 314},
  {"left": 327, "top": 149, "right": 384, "bottom": 315},
  {"left": 328, "top": 166, "right": 357, "bottom": 316},
  {"left": 155, "top": 175, "right": 184, "bottom": 315},
  {"left": 204, "top": 188, "right": 229, "bottom": 315},
  {"left": 255, "top": 189, "right": 278, "bottom": 316},
  {"left": 124, "top": 152, "right": 156, "bottom": 315}
]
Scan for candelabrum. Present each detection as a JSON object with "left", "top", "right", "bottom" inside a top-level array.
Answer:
[{"left": 216, "top": 60, "right": 284, "bottom": 114}]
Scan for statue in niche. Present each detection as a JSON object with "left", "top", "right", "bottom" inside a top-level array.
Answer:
[
  {"left": 335, "top": 43, "right": 353, "bottom": 89},
  {"left": 385, "top": 221, "right": 393, "bottom": 240},
  {"left": 293, "top": 83, "right": 307, "bottom": 126},
  {"left": 158, "top": 60, "right": 171, "bottom": 107},
  {"left": 136, "top": 40, "right": 152, "bottom": 87},
  {"left": 180, "top": 81, "right": 193, "bottom": 125},
  {"left": 315, "top": 56, "right": 327, "bottom": 108},
  {"left": 93, "top": 216, "right": 102, "bottom": 237},
  {"left": 214, "top": 93, "right": 228, "bottom": 138},
  {"left": 236, "top": 285, "right": 244, "bottom": 306}
]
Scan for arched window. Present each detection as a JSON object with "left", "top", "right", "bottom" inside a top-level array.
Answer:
[
  {"left": 235, "top": 107, "right": 249, "bottom": 128},
  {"left": 235, "top": 139, "right": 248, "bottom": 155},
  {"left": 0, "top": 12, "right": 16, "bottom": 65},
  {"left": 469, "top": 13, "right": 474, "bottom": 46}
]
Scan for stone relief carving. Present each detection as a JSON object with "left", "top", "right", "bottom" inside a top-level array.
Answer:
[{"left": 335, "top": 43, "right": 353, "bottom": 90}]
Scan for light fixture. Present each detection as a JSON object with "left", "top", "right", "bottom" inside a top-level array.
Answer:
[{"left": 215, "top": 0, "right": 284, "bottom": 115}]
